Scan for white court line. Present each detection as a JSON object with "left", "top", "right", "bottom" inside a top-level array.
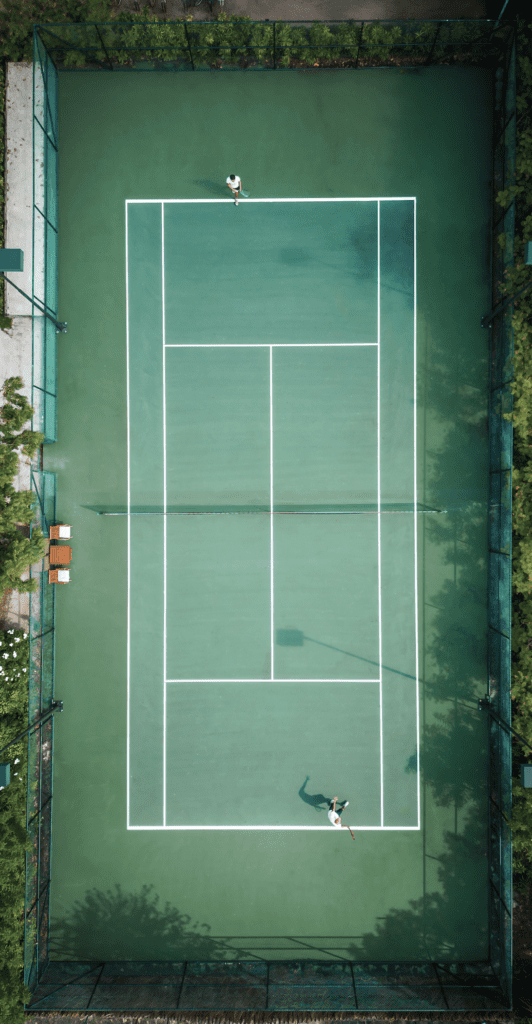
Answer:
[
  {"left": 125, "top": 204, "right": 131, "bottom": 830},
  {"left": 270, "top": 346, "right": 274, "bottom": 682},
  {"left": 127, "top": 825, "right": 421, "bottom": 831},
  {"left": 162, "top": 202, "right": 167, "bottom": 828},
  {"left": 127, "top": 198, "right": 418, "bottom": 831},
  {"left": 377, "top": 200, "right": 384, "bottom": 830},
  {"left": 165, "top": 678, "right": 380, "bottom": 684},
  {"left": 165, "top": 343, "right": 377, "bottom": 348},
  {"left": 126, "top": 197, "right": 417, "bottom": 204},
  {"left": 414, "top": 197, "right": 420, "bottom": 829}
]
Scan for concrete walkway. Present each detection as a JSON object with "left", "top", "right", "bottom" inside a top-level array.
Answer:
[
  {"left": 114, "top": 0, "right": 489, "bottom": 21},
  {"left": 1, "top": 63, "right": 34, "bottom": 631}
]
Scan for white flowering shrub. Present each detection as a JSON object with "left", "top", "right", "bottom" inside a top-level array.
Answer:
[{"left": 0, "top": 630, "right": 29, "bottom": 718}]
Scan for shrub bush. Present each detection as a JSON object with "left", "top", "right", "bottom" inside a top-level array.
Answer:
[
  {"left": 0, "top": 629, "right": 32, "bottom": 1024},
  {"left": 0, "top": 377, "right": 46, "bottom": 596},
  {"left": 0, "top": 4, "right": 530, "bottom": 1017},
  {"left": 495, "top": 21, "right": 532, "bottom": 888}
]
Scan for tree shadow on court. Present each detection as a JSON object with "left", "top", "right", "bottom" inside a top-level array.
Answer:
[
  {"left": 345, "top": 296, "right": 496, "bottom": 963},
  {"left": 49, "top": 883, "right": 234, "bottom": 961},
  {"left": 346, "top": 801, "right": 488, "bottom": 962},
  {"left": 344, "top": 600, "right": 490, "bottom": 963},
  {"left": 416, "top": 272, "right": 491, "bottom": 711}
]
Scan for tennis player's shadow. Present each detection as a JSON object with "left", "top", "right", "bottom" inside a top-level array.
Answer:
[
  {"left": 195, "top": 178, "right": 228, "bottom": 197},
  {"left": 298, "top": 775, "right": 330, "bottom": 813}
]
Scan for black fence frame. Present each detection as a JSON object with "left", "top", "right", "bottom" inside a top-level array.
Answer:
[
  {"left": 33, "top": 17, "right": 514, "bottom": 73},
  {"left": 25, "top": 16, "right": 516, "bottom": 1013}
]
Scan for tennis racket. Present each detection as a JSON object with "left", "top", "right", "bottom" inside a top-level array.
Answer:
[{"left": 240, "top": 190, "right": 250, "bottom": 198}]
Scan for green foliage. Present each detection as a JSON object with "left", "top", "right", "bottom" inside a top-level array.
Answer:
[
  {"left": 0, "top": 631, "right": 29, "bottom": 712},
  {"left": 359, "top": 22, "right": 401, "bottom": 62},
  {"left": 0, "top": 4, "right": 527, "bottom": 1015},
  {"left": 494, "top": 20, "right": 532, "bottom": 882},
  {"left": 275, "top": 22, "right": 300, "bottom": 68},
  {"left": 1, "top": 377, "right": 44, "bottom": 459},
  {"left": 191, "top": 16, "right": 254, "bottom": 68},
  {"left": 307, "top": 22, "right": 338, "bottom": 63},
  {"left": 0, "top": 630, "right": 32, "bottom": 1024},
  {"left": 0, "top": 379, "right": 46, "bottom": 596},
  {"left": 0, "top": 0, "right": 114, "bottom": 62},
  {"left": 511, "top": 780, "right": 532, "bottom": 858},
  {"left": 497, "top": 186, "right": 520, "bottom": 208},
  {"left": 246, "top": 21, "right": 273, "bottom": 66},
  {"left": 0, "top": 5, "right": 510, "bottom": 71},
  {"left": 0, "top": 491, "right": 37, "bottom": 529},
  {"left": 0, "top": 450, "right": 19, "bottom": 491},
  {"left": 0, "top": 533, "right": 46, "bottom": 595}
]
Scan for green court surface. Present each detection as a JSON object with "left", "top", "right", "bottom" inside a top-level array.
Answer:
[
  {"left": 127, "top": 198, "right": 416, "bottom": 828},
  {"left": 46, "top": 67, "right": 491, "bottom": 961}
]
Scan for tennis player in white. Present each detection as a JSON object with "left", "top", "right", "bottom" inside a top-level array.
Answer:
[
  {"left": 328, "top": 797, "right": 356, "bottom": 840},
  {"left": 226, "top": 173, "right": 242, "bottom": 205}
]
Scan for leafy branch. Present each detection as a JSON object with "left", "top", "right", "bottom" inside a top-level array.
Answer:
[{"left": 0, "top": 378, "right": 46, "bottom": 597}]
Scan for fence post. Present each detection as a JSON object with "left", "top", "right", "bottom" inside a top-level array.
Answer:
[
  {"left": 355, "top": 22, "right": 364, "bottom": 68},
  {"left": 273, "top": 21, "right": 276, "bottom": 69},
  {"left": 424, "top": 21, "right": 442, "bottom": 66},
  {"left": 95, "top": 24, "right": 114, "bottom": 70},
  {"left": 184, "top": 22, "right": 195, "bottom": 70}
]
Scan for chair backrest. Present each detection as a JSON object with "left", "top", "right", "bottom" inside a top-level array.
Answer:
[
  {"left": 50, "top": 524, "right": 72, "bottom": 539},
  {"left": 49, "top": 568, "right": 70, "bottom": 583}
]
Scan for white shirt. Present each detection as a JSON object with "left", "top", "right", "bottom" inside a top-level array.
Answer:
[
  {"left": 226, "top": 175, "right": 241, "bottom": 191},
  {"left": 328, "top": 808, "right": 342, "bottom": 827}
]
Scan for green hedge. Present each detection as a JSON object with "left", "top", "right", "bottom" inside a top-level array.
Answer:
[
  {"left": 0, "top": 0, "right": 112, "bottom": 64},
  {"left": 0, "top": 372, "right": 46, "bottom": 1022},
  {"left": 0, "top": 2, "right": 529, "bottom": 1018},
  {"left": 0, "top": 2, "right": 510, "bottom": 70},
  {"left": 45, "top": 16, "right": 506, "bottom": 71},
  {"left": 499, "top": 18, "right": 532, "bottom": 889},
  {"left": 0, "top": 630, "right": 32, "bottom": 1024},
  {"left": 0, "top": 378, "right": 45, "bottom": 597}
]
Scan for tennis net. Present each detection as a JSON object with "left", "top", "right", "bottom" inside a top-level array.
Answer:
[{"left": 88, "top": 502, "right": 445, "bottom": 516}]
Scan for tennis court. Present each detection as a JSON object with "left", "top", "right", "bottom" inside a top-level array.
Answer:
[
  {"left": 45, "top": 66, "right": 492, "bottom": 965},
  {"left": 125, "top": 196, "right": 418, "bottom": 830}
]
